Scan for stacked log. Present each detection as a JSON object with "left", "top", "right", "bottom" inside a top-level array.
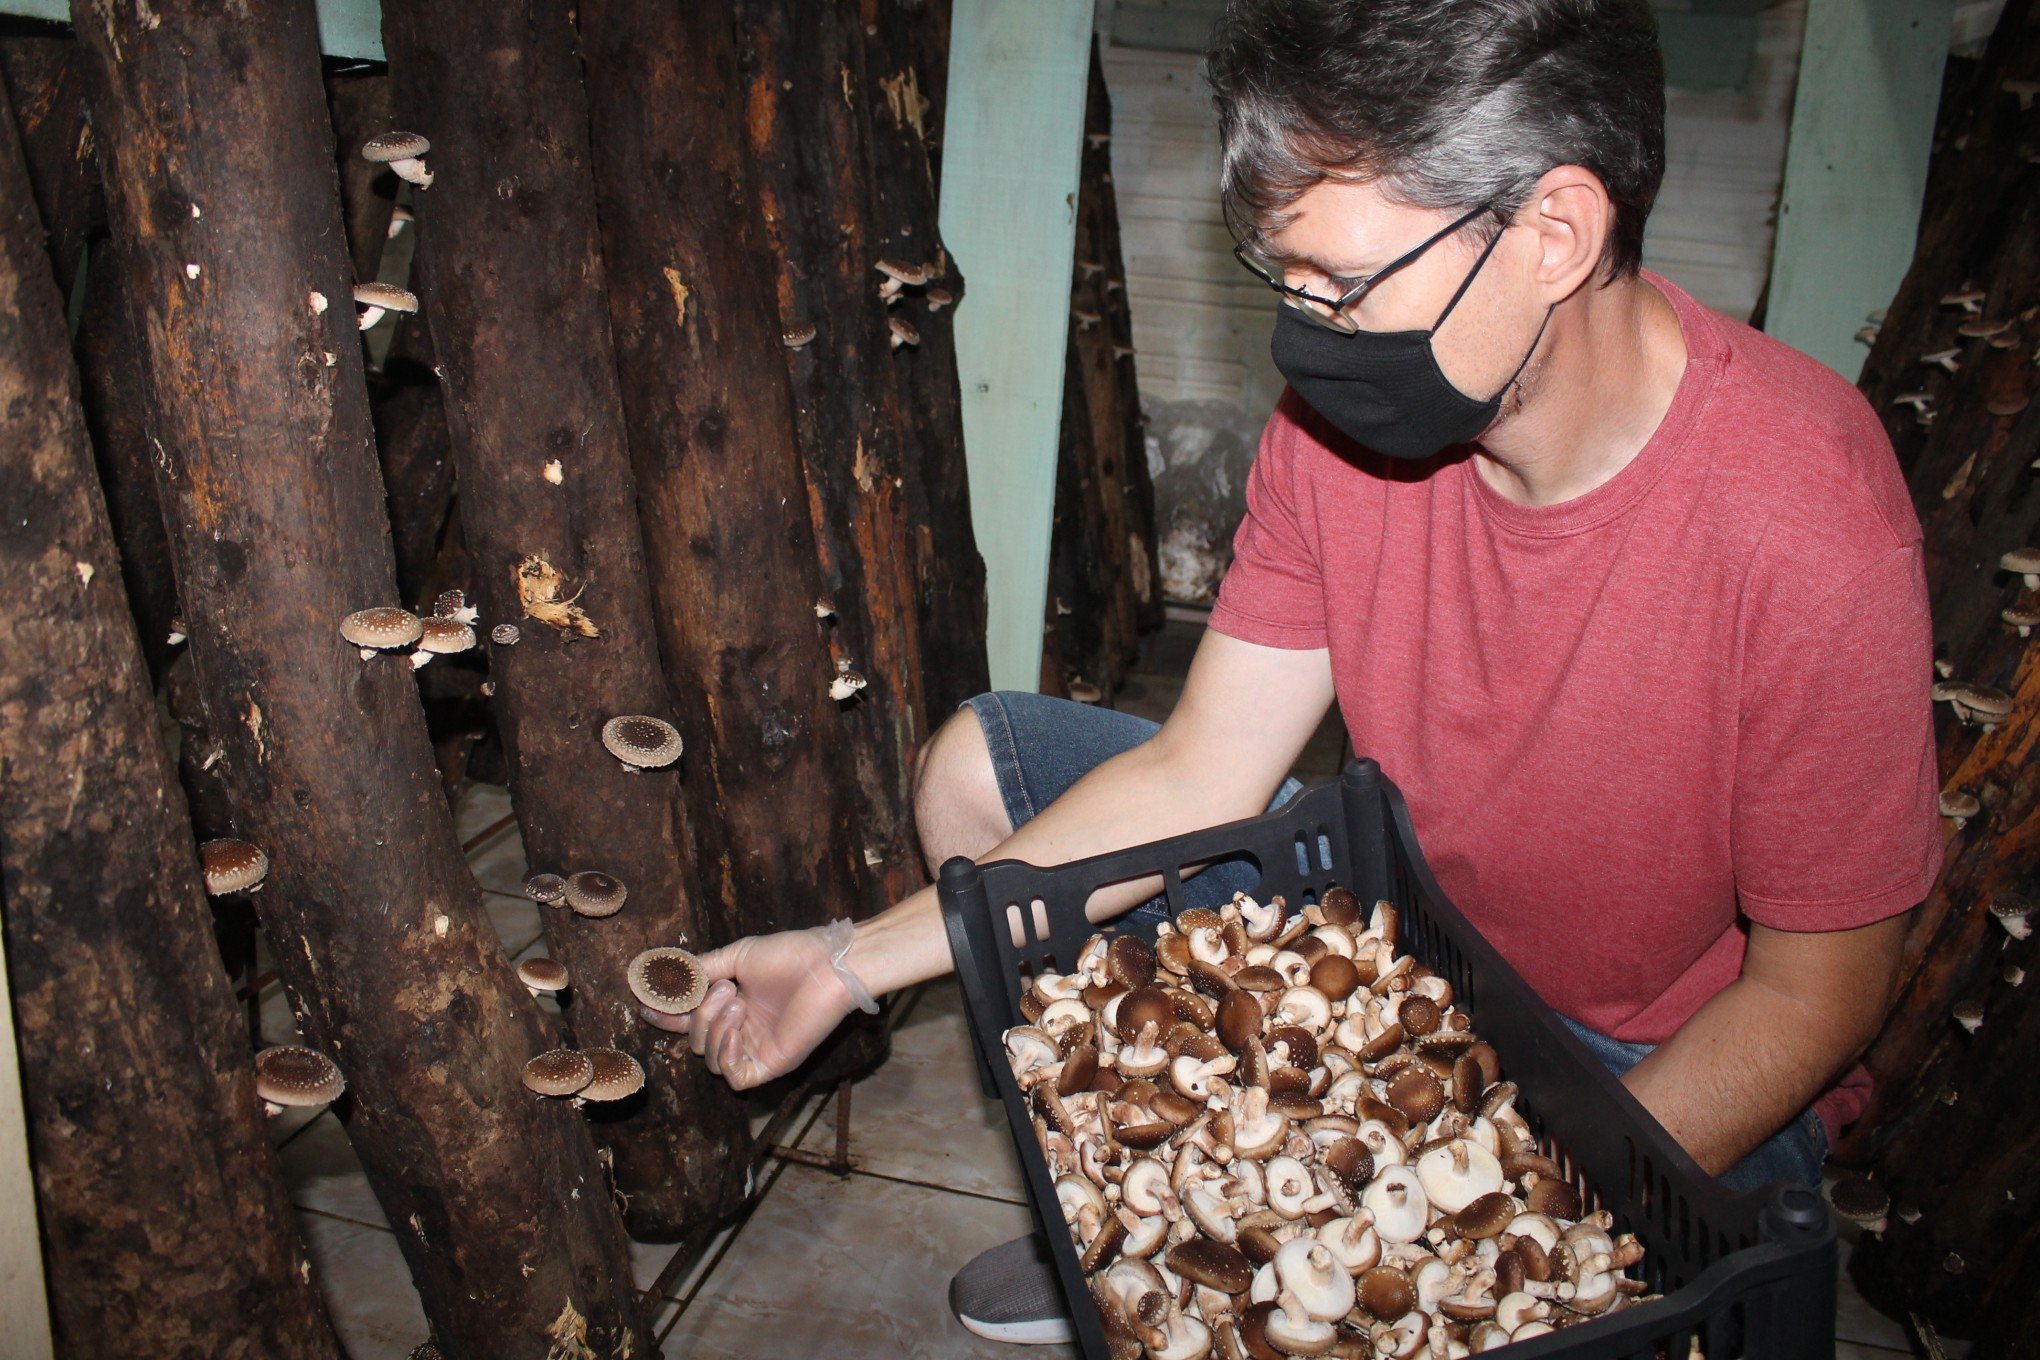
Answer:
[
  {"left": 0, "top": 89, "right": 346, "bottom": 1360},
  {"left": 861, "top": 0, "right": 991, "bottom": 726},
  {"left": 71, "top": 1, "right": 649, "bottom": 1353},
  {"left": 380, "top": 0, "right": 752, "bottom": 1236},
  {"left": 1842, "top": 0, "right": 2040, "bottom": 1348},
  {"left": 578, "top": 0, "right": 874, "bottom": 941},
  {"left": 1043, "top": 38, "right": 1163, "bottom": 702},
  {"left": 741, "top": 0, "right": 931, "bottom": 909}
]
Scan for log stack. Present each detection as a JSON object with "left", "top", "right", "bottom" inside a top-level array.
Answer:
[
  {"left": 1043, "top": 38, "right": 1164, "bottom": 702},
  {"left": 1843, "top": 0, "right": 2040, "bottom": 1349}
]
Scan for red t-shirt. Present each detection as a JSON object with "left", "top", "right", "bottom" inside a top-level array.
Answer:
[{"left": 1209, "top": 271, "right": 1942, "bottom": 1136}]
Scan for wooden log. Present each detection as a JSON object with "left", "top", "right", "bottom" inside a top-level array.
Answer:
[
  {"left": 1838, "top": 0, "right": 2040, "bottom": 1342},
  {"left": 862, "top": 0, "right": 991, "bottom": 725},
  {"left": 367, "top": 320, "right": 458, "bottom": 611},
  {"left": 324, "top": 69, "right": 398, "bottom": 281},
  {"left": 70, "top": 4, "right": 650, "bottom": 1355},
  {"left": 380, "top": 0, "right": 751, "bottom": 1237},
  {"left": 0, "top": 35, "right": 97, "bottom": 297},
  {"left": 1044, "top": 329, "right": 1112, "bottom": 700},
  {"left": 0, "top": 92, "right": 344, "bottom": 1360},
  {"left": 741, "top": 0, "right": 927, "bottom": 909},
  {"left": 579, "top": 0, "right": 873, "bottom": 940}
]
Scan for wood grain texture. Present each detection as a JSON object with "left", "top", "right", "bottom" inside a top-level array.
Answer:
[
  {"left": 381, "top": 0, "right": 752, "bottom": 1237},
  {"left": 0, "top": 91, "right": 344, "bottom": 1360},
  {"left": 70, "top": 2, "right": 649, "bottom": 1354}
]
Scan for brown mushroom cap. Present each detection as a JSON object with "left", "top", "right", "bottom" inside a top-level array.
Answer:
[
  {"left": 523, "top": 1048, "right": 595, "bottom": 1097},
  {"left": 517, "top": 957, "right": 569, "bottom": 993},
  {"left": 200, "top": 838, "right": 270, "bottom": 895},
  {"left": 601, "top": 714, "right": 683, "bottom": 768},
  {"left": 341, "top": 606, "right": 423, "bottom": 649},
  {"left": 1828, "top": 1175, "right": 1890, "bottom": 1225},
  {"left": 581, "top": 1048, "right": 647, "bottom": 1102},
  {"left": 1397, "top": 994, "right": 1442, "bottom": 1038},
  {"left": 254, "top": 1046, "right": 345, "bottom": 1107},
  {"left": 1316, "top": 886, "right": 1360, "bottom": 925},
  {"left": 1307, "top": 954, "right": 1360, "bottom": 1002},
  {"left": 1166, "top": 1238, "right": 1255, "bottom": 1293},
  {"left": 417, "top": 616, "right": 476, "bottom": 654},
  {"left": 1115, "top": 985, "right": 1177, "bottom": 1041},
  {"left": 1451, "top": 1191, "right": 1518, "bottom": 1240},
  {"left": 1107, "top": 935, "right": 1156, "bottom": 989},
  {"left": 1385, "top": 1066, "right": 1445, "bottom": 1123},
  {"left": 353, "top": 281, "right": 419, "bottom": 314},
  {"left": 362, "top": 131, "right": 431, "bottom": 162},
  {"left": 1940, "top": 790, "right": 1981, "bottom": 820},
  {"left": 1356, "top": 1266, "right": 1416, "bottom": 1321},
  {"left": 524, "top": 872, "right": 568, "bottom": 904},
  {"left": 629, "top": 946, "right": 708, "bottom": 1014},
  {"left": 2000, "top": 546, "right": 2040, "bottom": 575},
  {"left": 565, "top": 870, "right": 628, "bottom": 918},
  {"left": 1524, "top": 1177, "right": 1580, "bottom": 1220}
]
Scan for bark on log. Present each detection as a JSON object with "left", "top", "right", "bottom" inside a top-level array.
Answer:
[
  {"left": 381, "top": 0, "right": 751, "bottom": 1237},
  {"left": 579, "top": 0, "right": 872, "bottom": 940},
  {"left": 742, "top": 0, "right": 927, "bottom": 909},
  {"left": 1839, "top": 1, "right": 2040, "bottom": 1343},
  {"left": 368, "top": 318, "right": 459, "bottom": 612},
  {"left": 71, "top": 4, "right": 650, "bottom": 1355},
  {"left": 862, "top": 0, "right": 991, "bottom": 725},
  {"left": 0, "top": 93, "right": 344, "bottom": 1360},
  {"left": 324, "top": 69, "right": 398, "bottom": 281},
  {"left": 0, "top": 35, "right": 96, "bottom": 298}
]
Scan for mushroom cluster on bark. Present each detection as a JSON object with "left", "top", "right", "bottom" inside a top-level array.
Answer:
[{"left": 1001, "top": 890, "right": 1653, "bottom": 1358}]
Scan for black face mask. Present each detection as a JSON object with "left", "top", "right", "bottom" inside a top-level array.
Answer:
[{"left": 1269, "top": 226, "right": 1553, "bottom": 461}]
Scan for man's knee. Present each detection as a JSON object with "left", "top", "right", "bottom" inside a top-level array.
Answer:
[{"left": 913, "top": 702, "right": 1013, "bottom": 873}]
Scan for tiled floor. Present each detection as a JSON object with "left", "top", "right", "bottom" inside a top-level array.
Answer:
[{"left": 274, "top": 623, "right": 1937, "bottom": 1358}]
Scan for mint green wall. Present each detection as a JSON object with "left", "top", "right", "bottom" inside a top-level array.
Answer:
[
  {"left": 1764, "top": 0, "right": 1951, "bottom": 380},
  {"left": 938, "top": 0, "right": 1093, "bottom": 691},
  {"left": 3, "top": 0, "right": 383, "bottom": 56}
]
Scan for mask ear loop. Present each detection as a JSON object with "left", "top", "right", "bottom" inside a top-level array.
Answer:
[{"left": 1427, "top": 214, "right": 1510, "bottom": 335}]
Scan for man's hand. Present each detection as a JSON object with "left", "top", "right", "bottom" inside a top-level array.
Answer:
[{"left": 641, "top": 927, "right": 862, "bottom": 1091}]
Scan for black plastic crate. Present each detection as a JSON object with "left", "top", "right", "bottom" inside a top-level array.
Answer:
[{"left": 938, "top": 757, "right": 1836, "bottom": 1359}]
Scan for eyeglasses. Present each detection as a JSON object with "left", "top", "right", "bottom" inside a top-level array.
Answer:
[{"left": 1233, "top": 202, "right": 1498, "bottom": 333}]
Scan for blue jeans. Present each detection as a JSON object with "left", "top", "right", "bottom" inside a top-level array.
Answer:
[{"left": 960, "top": 690, "right": 1828, "bottom": 1195}]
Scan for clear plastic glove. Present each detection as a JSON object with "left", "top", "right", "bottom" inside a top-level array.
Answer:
[{"left": 639, "top": 919, "right": 877, "bottom": 1091}]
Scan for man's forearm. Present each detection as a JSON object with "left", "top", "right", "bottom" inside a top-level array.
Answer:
[
  {"left": 846, "top": 735, "right": 1282, "bottom": 998},
  {"left": 1619, "top": 973, "right": 1877, "bottom": 1176}
]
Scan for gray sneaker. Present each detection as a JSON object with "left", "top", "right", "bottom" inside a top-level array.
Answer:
[{"left": 949, "top": 1232, "right": 1075, "bottom": 1345}]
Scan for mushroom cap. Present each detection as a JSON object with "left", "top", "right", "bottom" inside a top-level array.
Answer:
[
  {"left": 1451, "top": 1190, "right": 1519, "bottom": 1240},
  {"left": 874, "top": 258, "right": 930, "bottom": 284},
  {"left": 564, "top": 870, "right": 629, "bottom": 918},
  {"left": 1828, "top": 1175, "right": 1890, "bottom": 1224},
  {"left": 254, "top": 1046, "right": 345, "bottom": 1107},
  {"left": 629, "top": 946, "right": 708, "bottom": 1014},
  {"left": 362, "top": 131, "right": 431, "bottom": 161},
  {"left": 522, "top": 1048, "right": 595, "bottom": 1097},
  {"left": 353, "top": 281, "right": 419, "bottom": 313},
  {"left": 2001, "top": 546, "right": 2040, "bottom": 573},
  {"left": 523, "top": 872, "right": 568, "bottom": 904},
  {"left": 601, "top": 714, "right": 683, "bottom": 768},
  {"left": 341, "top": 606, "right": 424, "bottom": 649},
  {"left": 580, "top": 1048, "right": 647, "bottom": 1102},
  {"left": 1940, "top": 790, "right": 1981, "bottom": 819},
  {"left": 1943, "top": 682, "right": 2015, "bottom": 717},
  {"left": 199, "top": 838, "right": 269, "bottom": 895},
  {"left": 517, "top": 957, "right": 569, "bottom": 993},
  {"left": 1989, "top": 893, "right": 2034, "bottom": 922},
  {"left": 416, "top": 616, "right": 476, "bottom": 654},
  {"left": 1355, "top": 1265, "right": 1416, "bottom": 1321},
  {"left": 491, "top": 622, "right": 521, "bottom": 645},
  {"left": 1166, "top": 1237, "right": 1255, "bottom": 1293}
]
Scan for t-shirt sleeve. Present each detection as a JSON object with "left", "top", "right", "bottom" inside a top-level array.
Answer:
[
  {"left": 1208, "top": 402, "right": 1329, "bottom": 649},
  {"left": 1732, "top": 542, "right": 1943, "bottom": 930}
]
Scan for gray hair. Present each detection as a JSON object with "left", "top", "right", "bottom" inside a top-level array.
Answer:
[{"left": 1208, "top": 0, "right": 1666, "bottom": 277}]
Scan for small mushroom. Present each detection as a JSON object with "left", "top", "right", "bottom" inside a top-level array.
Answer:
[
  {"left": 1952, "top": 999, "right": 1984, "bottom": 1034},
  {"left": 414, "top": 615, "right": 475, "bottom": 660},
  {"left": 1939, "top": 289, "right": 1986, "bottom": 314},
  {"left": 362, "top": 131, "right": 434, "bottom": 187},
  {"left": 253, "top": 1045, "right": 345, "bottom": 1115},
  {"left": 782, "top": 323, "right": 817, "bottom": 349},
  {"left": 522, "top": 1048, "right": 594, "bottom": 1097},
  {"left": 387, "top": 204, "right": 415, "bottom": 238},
  {"left": 1892, "top": 391, "right": 1932, "bottom": 412},
  {"left": 1920, "top": 348, "right": 1961, "bottom": 374},
  {"left": 889, "top": 315, "right": 920, "bottom": 349},
  {"left": 491, "top": 622, "right": 522, "bottom": 646},
  {"left": 341, "top": 606, "right": 423, "bottom": 652},
  {"left": 629, "top": 946, "right": 709, "bottom": 1014},
  {"left": 518, "top": 956, "right": 569, "bottom": 998},
  {"left": 874, "top": 258, "right": 930, "bottom": 286},
  {"left": 1067, "top": 677, "right": 1103, "bottom": 704},
  {"left": 2003, "top": 603, "right": 2040, "bottom": 637},
  {"left": 523, "top": 872, "right": 568, "bottom": 905},
  {"left": 2002, "top": 547, "right": 2040, "bottom": 590},
  {"left": 1939, "top": 789, "right": 1981, "bottom": 829},
  {"left": 565, "top": 870, "right": 628, "bottom": 918},
  {"left": 353, "top": 281, "right": 419, "bottom": 331},
  {"left": 1828, "top": 1176, "right": 1889, "bottom": 1235},
  {"left": 580, "top": 1048, "right": 646, "bottom": 1102},
  {"left": 200, "top": 838, "right": 269, "bottom": 895},
  {"left": 2006, "top": 79, "right": 2040, "bottom": 111},
  {"left": 1988, "top": 893, "right": 2033, "bottom": 940},
  {"left": 926, "top": 286, "right": 954, "bottom": 311},
  {"left": 601, "top": 714, "right": 683, "bottom": 769},
  {"left": 829, "top": 668, "right": 868, "bottom": 701}
]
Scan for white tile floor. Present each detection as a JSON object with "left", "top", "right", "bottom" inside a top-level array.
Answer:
[{"left": 271, "top": 633, "right": 1937, "bottom": 1357}]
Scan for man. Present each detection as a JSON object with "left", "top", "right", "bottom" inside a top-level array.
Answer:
[{"left": 651, "top": 0, "right": 1942, "bottom": 1345}]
